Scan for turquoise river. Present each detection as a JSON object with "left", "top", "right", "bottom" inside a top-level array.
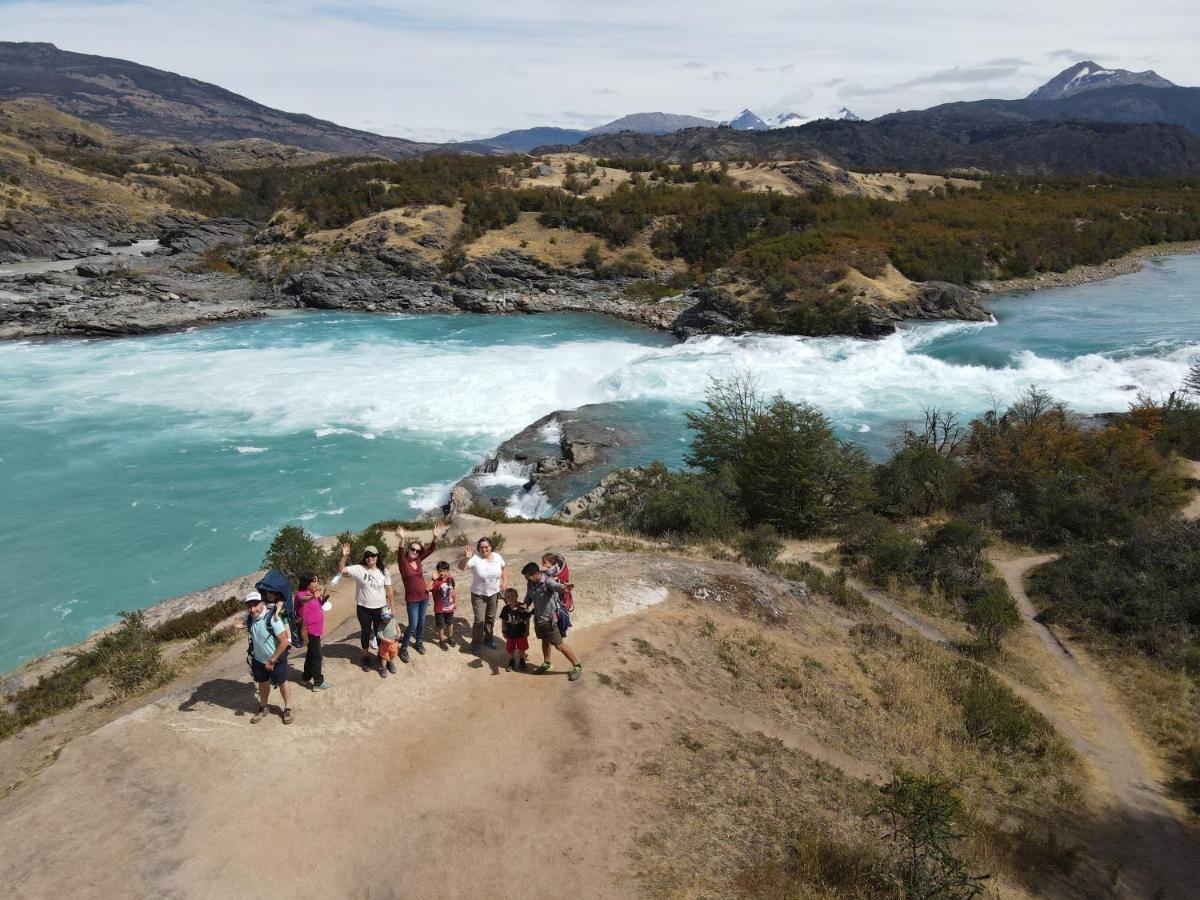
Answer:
[{"left": 1, "top": 255, "right": 1198, "bottom": 672}]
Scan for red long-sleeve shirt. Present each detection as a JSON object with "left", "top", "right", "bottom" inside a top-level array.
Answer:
[{"left": 398, "top": 538, "right": 437, "bottom": 602}]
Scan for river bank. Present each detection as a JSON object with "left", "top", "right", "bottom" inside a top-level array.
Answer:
[{"left": 983, "top": 239, "right": 1200, "bottom": 294}]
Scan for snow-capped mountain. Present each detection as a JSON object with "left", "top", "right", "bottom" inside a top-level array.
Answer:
[
  {"left": 1027, "top": 61, "right": 1176, "bottom": 101},
  {"left": 728, "top": 109, "right": 769, "bottom": 130},
  {"left": 766, "top": 107, "right": 862, "bottom": 128}
]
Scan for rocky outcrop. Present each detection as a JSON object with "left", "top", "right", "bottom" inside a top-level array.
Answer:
[
  {"left": 444, "top": 404, "right": 636, "bottom": 518},
  {"left": 156, "top": 215, "right": 258, "bottom": 255},
  {"left": 856, "top": 282, "right": 990, "bottom": 337},
  {"left": 559, "top": 467, "right": 644, "bottom": 520},
  {"left": 0, "top": 267, "right": 282, "bottom": 339},
  {"left": 0, "top": 207, "right": 145, "bottom": 263},
  {"left": 672, "top": 287, "right": 753, "bottom": 338}
]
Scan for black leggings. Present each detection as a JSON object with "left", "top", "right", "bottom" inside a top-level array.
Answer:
[
  {"left": 303, "top": 635, "right": 324, "bottom": 685},
  {"left": 356, "top": 605, "right": 384, "bottom": 652}
]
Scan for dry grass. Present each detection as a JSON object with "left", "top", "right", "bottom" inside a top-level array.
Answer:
[
  {"left": 605, "top": 576, "right": 1087, "bottom": 898},
  {"left": 1093, "top": 649, "right": 1200, "bottom": 814}
]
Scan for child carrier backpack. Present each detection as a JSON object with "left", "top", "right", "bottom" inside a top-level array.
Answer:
[
  {"left": 246, "top": 603, "right": 301, "bottom": 663},
  {"left": 556, "top": 603, "right": 572, "bottom": 638}
]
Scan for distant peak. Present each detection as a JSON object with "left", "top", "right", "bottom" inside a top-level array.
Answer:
[{"left": 1027, "top": 60, "right": 1175, "bottom": 101}]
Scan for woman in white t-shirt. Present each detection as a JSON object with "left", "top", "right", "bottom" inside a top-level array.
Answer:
[
  {"left": 336, "top": 542, "right": 396, "bottom": 674},
  {"left": 457, "top": 536, "right": 506, "bottom": 653}
]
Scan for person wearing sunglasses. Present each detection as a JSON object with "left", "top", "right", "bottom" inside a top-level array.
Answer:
[
  {"left": 337, "top": 542, "right": 396, "bottom": 674},
  {"left": 394, "top": 523, "right": 448, "bottom": 662}
]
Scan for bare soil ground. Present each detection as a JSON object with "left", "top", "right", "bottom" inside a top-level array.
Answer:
[{"left": 3, "top": 518, "right": 1199, "bottom": 897}]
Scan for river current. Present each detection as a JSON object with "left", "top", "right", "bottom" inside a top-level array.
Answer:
[{"left": 1, "top": 255, "right": 1198, "bottom": 672}]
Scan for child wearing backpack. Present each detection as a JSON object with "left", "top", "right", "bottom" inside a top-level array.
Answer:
[
  {"left": 429, "top": 561, "right": 456, "bottom": 650},
  {"left": 541, "top": 552, "right": 574, "bottom": 612},
  {"left": 295, "top": 573, "right": 332, "bottom": 691},
  {"left": 375, "top": 606, "right": 400, "bottom": 678},
  {"left": 499, "top": 587, "right": 532, "bottom": 671},
  {"left": 521, "top": 562, "right": 582, "bottom": 681}
]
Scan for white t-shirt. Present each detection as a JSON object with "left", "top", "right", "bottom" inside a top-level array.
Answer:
[
  {"left": 341, "top": 564, "right": 393, "bottom": 609},
  {"left": 465, "top": 553, "right": 505, "bottom": 596}
]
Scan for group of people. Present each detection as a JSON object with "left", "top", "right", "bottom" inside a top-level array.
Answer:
[{"left": 241, "top": 526, "right": 583, "bottom": 725}]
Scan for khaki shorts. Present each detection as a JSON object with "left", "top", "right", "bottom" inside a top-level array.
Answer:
[{"left": 534, "top": 620, "right": 563, "bottom": 647}]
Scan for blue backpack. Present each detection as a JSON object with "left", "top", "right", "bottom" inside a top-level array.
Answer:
[{"left": 556, "top": 604, "right": 572, "bottom": 638}]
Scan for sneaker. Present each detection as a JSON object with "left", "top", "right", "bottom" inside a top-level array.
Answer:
[
  {"left": 519, "top": 659, "right": 528, "bottom": 671},
  {"left": 568, "top": 665, "right": 583, "bottom": 682},
  {"left": 282, "top": 707, "right": 294, "bottom": 724},
  {"left": 413, "top": 642, "right": 426, "bottom": 655},
  {"left": 400, "top": 647, "right": 410, "bottom": 664},
  {"left": 439, "top": 640, "right": 449, "bottom": 651},
  {"left": 379, "top": 665, "right": 388, "bottom": 679},
  {"left": 486, "top": 637, "right": 498, "bottom": 650},
  {"left": 250, "top": 705, "right": 269, "bottom": 724},
  {"left": 314, "top": 681, "right": 334, "bottom": 691},
  {"left": 386, "top": 660, "right": 397, "bottom": 674},
  {"left": 507, "top": 659, "right": 515, "bottom": 671},
  {"left": 536, "top": 661, "right": 552, "bottom": 674}
]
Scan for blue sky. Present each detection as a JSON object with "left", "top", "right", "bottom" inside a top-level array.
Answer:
[{"left": 1, "top": 0, "right": 1197, "bottom": 141}]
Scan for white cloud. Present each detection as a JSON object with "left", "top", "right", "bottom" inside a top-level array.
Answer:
[{"left": 1, "top": 0, "right": 1197, "bottom": 140}]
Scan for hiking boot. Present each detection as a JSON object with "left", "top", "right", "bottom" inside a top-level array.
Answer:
[
  {"left": 282, "top": 707, "right": 294, "bottom": 724},
  {"left": 568, "top": 665, "right": 583, "bottom": 682},
  {"left": 439, "top": 640, "right": 449, "bottom": 651},
  {"left": 379, "top": 665, "right": 388, "bottom": 678},
  {"left": 314, "top": 681, "right": 334, "bottom": 691},
  {"left": 519, "top": 658, "right": 528, "bottom": 671},
  {"left": 507, "top": 658, "right": 515, "bottom": 671},
  {"left": 251, "top": 705, "right": 269, "bottom": 724},
  {"left": 536, "top": 661, "right": 552, "bottom": 674},
  {"left": 413, "top": 642, "right": 426, "bottom": 655},
  {"left": 386, "top": 660, "right": 397, "bottom": 674},
  {"left": 400, "top": 647, "right": 410, "bottom": 663},
  {"left": 486, "top": 637, "right": 498, "bottom": 650}
]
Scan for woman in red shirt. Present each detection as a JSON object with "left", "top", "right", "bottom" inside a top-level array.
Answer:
[{"left": 396, "top": 523, "right": 447, "bottom": 662}]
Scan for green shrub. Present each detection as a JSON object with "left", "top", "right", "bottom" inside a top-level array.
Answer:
[
  {"left": 736, "top": 524, "right": 783, "bottom": 569},
  {"left": 686, "top": 376, "right": 874, "bottom": 536},
  {"left": 262, "top": 524, "right": 326, "bottom": 585},
  {"left": 98, "top": 613, "right": 172, "bottom": 696},
  {"left": 956, "top": 670, "right": 1039, "bottom": 755},
  {"left": 330, "top": 523, "right": 393, "bottom": 573},
  {"left": 1028, "top": 517, "right": 1200, "bottom": 668},
  {"left": 486, "top": 530, "right": 506, "bottom": 552},
  {"left": 874, "top": 442, "right": 963, "bottom": 518},
  {"left": 873, "top": 771, "right": 988, "bottom": 899},
  {"left": 918, "top": 519, "right": 988, "bottom": 598},
  {"left": 963, "top": 577, "right": 1020, "bottom": 650},
  {"left": 151, "top": 597, "right": 243, "bottom": 642},
  {"left": 839, "top": 515, "right": 921, "bottom": 586}
]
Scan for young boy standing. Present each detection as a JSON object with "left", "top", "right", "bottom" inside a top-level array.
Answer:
[
  {"left": 499, "top": 587, "right": 532, "bottom": 671},
  {"left": 430, "top": 561, "right": 457, "bottom": 649},
  {"left": 375, "top": 607, "right": 400, "bottom": 678},
  {"left": 521, "top": 562, "right": 582, "bottom": 681}
]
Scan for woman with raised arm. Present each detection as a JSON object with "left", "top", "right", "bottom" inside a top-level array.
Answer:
[
  {"left": 336, "top": 542, "right": 396, "bottom": 676},
  {"left": 395, "top": 522, "right": 448, "bottom": 662},
  {"left": 457, "top": 535, "right": 507, "bottom": 654}
]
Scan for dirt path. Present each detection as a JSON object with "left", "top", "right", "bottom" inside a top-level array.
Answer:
[
  {"left": 782, "top": 538, "right": 1200, "bottom": 897},
  {"left": 1182, "top": 459, "right": 1200, "bottom": 520},
  {"left": 992, "top": 554, "right": 1199, "bottom": 898}
]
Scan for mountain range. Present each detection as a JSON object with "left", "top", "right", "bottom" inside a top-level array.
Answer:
[{"left": 2, "top": 41, "right": 1200, "bottom": 177}]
